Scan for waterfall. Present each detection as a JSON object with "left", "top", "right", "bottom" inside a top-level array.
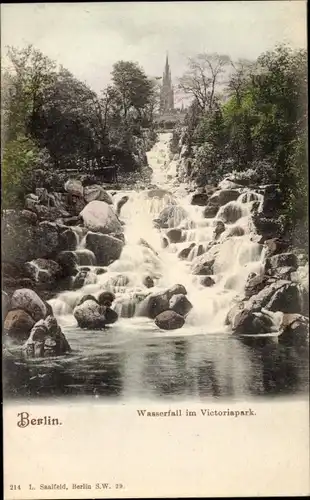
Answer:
[{"left": 49, "top": 132, "right": 267, "bottom": 333}]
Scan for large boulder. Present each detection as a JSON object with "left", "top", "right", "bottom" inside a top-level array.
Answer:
[
  {"left": 56, "top": 251, "right": 79, "bottom": 277},
  {"left": 85, "top": 232, "right": 124, "bottom": 266},
  {"left": 102, "top": 306, "right": 118, "bottom": 325},
  {"left": 137, "top": 291, "right": 170, "bottom": 319},
  {"left": 76, "top": 294, "right": 99, "bottom": 307},
  {"left": 2, "top": 210, "right": 37, "bottom": 263},
  {"left": 4, "top": 309, "right": 35, "bottom": 342},
  {"left": 166, "top": 228, "right": 183, "bottom": 243},
  {"left": 98, "top": 291, "right": 116, "bottom": 307},
  {"left": 73, "top": 299, "right": 106, "bottom": 329},
  {"left": 136, "top": 285, "right": 187, "bottom": 318},
  {"left": 191, "top": 193, "right": 209, "bottom": 206},
  {"left": 23, "top": 315, "right": 71, "bottom": 357},
  {"left": 209, "top": 189, "right": 241, "bottom": 206},
  {"left": 232, "top": 309, "right": 275, "bottom": 335},
  {"left": 24, "top": 259, "right": 62, "bottom": 285},
  {"left": 64, "top": 179, "right": 84, "bottom": 197},
  {"left": 266, "top": 283, "right": 303, "bottom": 314},
  {"left": 203, "top": 203, "right": 220, "bottom": 218},
  {"left": 225, "top": 301, "right": 245, "bottom": 327},
  {"left": 83, "top": 185, "right": 113, "bottom": 205},
  {"left": 245, "top": 280, "right": 291, "bottom": 313},
  {"left": 10, "top": 288, "right": 47, "bottom": 322},
  {"left": 154, "top": 310, "right": 185, "bottom": 330},
  {"left": 80, "top": 200, "right": 123, "bottom": 234},
  {"left": 154, "top": 205, "right": 188, "bottom": 228},
  {"left": 169, "top": 294, "right": 193, "bottom": 317},
  {"left": 59, "top": 228, "right": 78, "bottom": 251},
  {"left": 265, "top": 253, "right": 298, "bottom": 275},
  {"left": 35, "top": 221, "right": 61, "bottom": 258},
  {"left": 167, "top": 284, "right": 187, "bottom": 299},
  {"left": 278, "top": 314, "right": 309, "bottom": 348}
]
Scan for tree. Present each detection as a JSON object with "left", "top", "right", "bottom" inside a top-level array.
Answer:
[
  {"left": 2, "top": 44, "right": 158, "bottom": 193},
  {"left": 111, "top": 61, "right": 154, "bottom": 122},
  {"left": 3, "top": 45, "right": 57, "bottom": 142},
  {"left": 226, "top": 58, "right": 253, "bottom": 105},
  {"left": 178, "top": 44, "right": 308, "bottom": 248},
  {"left": 178, "top": 53, "right": 230, "bottom": 112},
  {"left": 31, "top": 67, "right": 103, "bottom": 168}
]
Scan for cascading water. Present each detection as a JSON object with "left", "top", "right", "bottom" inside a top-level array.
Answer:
[
  {"left": 49, "top": 132, "right": 268, "bottom": 334},
  {"left": 6, "top": 132, "right": 308, "bottom": 401}
]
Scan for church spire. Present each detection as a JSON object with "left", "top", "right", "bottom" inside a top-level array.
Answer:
[
  {"left": 165, "top": 52, "right": 169, "bottom": 72},
  {"left": 160, "top": 52, "right": 174, "bottom": 113}
]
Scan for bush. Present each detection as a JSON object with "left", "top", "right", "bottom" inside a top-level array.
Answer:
[{"left": 2, "top": 136, "right": 41, "bottom": 209}]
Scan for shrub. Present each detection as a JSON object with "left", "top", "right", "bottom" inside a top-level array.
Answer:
[{"left": 2, "top": 136, "right": 41, "bottom": 209}]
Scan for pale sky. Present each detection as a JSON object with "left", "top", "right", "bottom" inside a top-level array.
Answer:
[{"left": 1, "top": 1, "right": 307, "bottom": 101}]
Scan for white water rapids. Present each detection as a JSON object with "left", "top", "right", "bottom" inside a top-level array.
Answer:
[{"left": 49, "top": 132, "right": 267, "bottom": 335}]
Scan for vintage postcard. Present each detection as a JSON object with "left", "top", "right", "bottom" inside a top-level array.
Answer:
[{"left": 2, "top": 1, "right": 309, "bottom": 498}]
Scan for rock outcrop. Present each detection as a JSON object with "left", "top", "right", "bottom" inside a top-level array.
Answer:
[{"left": 23, "top": 315, "right": 71, "bottom": 357}]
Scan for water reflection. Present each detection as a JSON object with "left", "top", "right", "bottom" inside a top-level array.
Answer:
[{"left": 3, "top": 327, "right": 309, "bottom": 400}]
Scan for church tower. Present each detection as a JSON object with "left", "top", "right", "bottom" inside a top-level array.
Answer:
[{"left": 160, "top": 53, "right": 174, "bottom": 113}]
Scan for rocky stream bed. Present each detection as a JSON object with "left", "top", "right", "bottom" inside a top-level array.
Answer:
[{"left": 2, "top": 133, "right": 309, "bottom": 400}]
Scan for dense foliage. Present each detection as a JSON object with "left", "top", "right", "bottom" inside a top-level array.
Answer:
[
  {"left": 2, "top": 45, "right": 158, "bottom": 208},
  {"left": 175, "top": 45, "right": 308, "bottom": 249}
]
